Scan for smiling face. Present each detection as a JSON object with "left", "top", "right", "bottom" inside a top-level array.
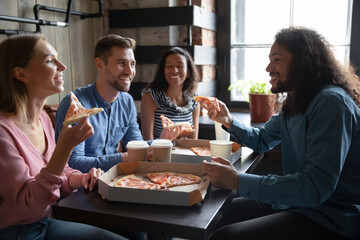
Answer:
[
  {"left": 20, "top": 40, "right": 66, "bottom": 98},
  {"left": 102, "top": 46, "right": 136, "bottom": 92},
  {"left": 266, "top": 42, "right": 293, "bottom": 93},
  {"left": 164, "top": 53, "right": 188, "bottom": 88}
]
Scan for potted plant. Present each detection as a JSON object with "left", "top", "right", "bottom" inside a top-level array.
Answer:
[{"left": 228, "top": 79, "right": 277, "bottom": 123}]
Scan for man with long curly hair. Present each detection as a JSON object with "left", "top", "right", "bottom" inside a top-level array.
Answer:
[{"left": 202, "top": 27, "right": 360, "bottom": 240}]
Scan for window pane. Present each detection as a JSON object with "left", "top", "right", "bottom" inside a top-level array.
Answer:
[
  {"left": 230, "top": 0, "right": 353, "bottom": 103},
  {"left": 333, "top": 46, "right": 350, "bottom": 66},
  {"left": 230, "top": 47, "right": 271, "bottom": 101},
  {"left": 232, "top": 0, "right": 290, "bottom": 45},
  {"left": 293, "top": 0, "right": 352, "bottom": 45}
]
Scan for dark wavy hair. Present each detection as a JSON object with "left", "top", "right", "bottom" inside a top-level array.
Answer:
[
  {"left": 145, "top": 47, "right": 199, "bottom": 95},
  {"left": 275, "top": 27, "right": 360, "bottom": 117}
]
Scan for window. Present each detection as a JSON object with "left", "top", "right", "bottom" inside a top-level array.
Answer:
[{"left": 217, "top": 0, "right": 356, "bottom": 108}]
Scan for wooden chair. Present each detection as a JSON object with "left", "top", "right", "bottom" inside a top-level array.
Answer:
[{"left": 43, "top": 104, "right": 58, "bottom": 129}]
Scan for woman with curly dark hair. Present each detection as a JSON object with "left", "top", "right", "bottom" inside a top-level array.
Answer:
[
  {"left": 201, "top": 27, "right": 360, "bottom": 240},
  {"left": 141, "top": 47, "right": 200, "bottom": 140}
]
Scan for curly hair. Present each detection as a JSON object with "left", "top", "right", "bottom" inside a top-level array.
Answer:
[
  {"left": 275, "top": 27, "right": 360, "bottom": 117},
  {"left": 145, "top": 47, "right": 199, "bottom": 95}
]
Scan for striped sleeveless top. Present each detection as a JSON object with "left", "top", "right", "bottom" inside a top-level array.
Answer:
[{"left": 144, "top": 88, "right": 198, "bottom": 139}]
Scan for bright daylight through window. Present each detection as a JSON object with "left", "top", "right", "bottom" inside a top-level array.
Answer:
[{"left": 230, "top": 0, "right": 353, "bottom": 101}]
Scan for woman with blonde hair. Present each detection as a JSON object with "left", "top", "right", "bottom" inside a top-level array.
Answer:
[{"left": 0, "top": 34, "right": 126, "bottom": 240}]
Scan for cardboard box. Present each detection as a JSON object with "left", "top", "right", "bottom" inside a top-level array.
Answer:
[
  {"left": 98, "top": 161, "right": 210, "bottom": 206},
  {"left": 171, "top": 139, "right": 242, "bottom": 164}
]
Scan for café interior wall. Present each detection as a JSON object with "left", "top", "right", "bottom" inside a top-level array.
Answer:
[
  {"left": 0, "top": 0, "right": 104, "bottom": 105},
  {"left": 0, "top": 0, "right": 216, "bottom": 107}
]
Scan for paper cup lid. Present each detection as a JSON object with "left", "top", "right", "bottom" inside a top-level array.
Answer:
[
  {"left": 126, "top": 140, "right": 149, "bottom": 149},
  {"left": 151, "top": 139, "right": 173, "bottom": 147},
  {"left": 209, "top": 140, "right": 233, "bottom": 146}
]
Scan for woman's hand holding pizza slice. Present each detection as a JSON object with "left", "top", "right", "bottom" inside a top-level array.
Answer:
[
  {"left": 159, "top": 114, "right": 195, "bottom": 139},
  {"left": 63, "top": 91, "right": 104, "bottom": 126}
]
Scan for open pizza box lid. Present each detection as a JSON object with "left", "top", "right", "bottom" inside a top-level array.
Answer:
[
  {"left": 98, "top": 161, "right": 210, "bottom": 206},
  {"left": 171, "top": 139, "right": 242, "bottom": 165}
]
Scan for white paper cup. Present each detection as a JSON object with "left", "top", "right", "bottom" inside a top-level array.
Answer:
[
  {"left": 210, "top": 140, "right": 233, "bottom": 161},
  {"left": 127, "top": 140, "right": 149, "bottom": 161},
  {"left": 214, "top": 122, "right": 230, "bottom": 141},
  {"left": 151, "top": 139, "right": 173, "bottom": 162}
]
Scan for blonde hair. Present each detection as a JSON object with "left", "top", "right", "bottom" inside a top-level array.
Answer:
[{"left": 0, "top": 34, "right": 46, "bottom": 118}]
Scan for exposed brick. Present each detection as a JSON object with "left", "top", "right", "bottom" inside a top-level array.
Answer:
[{"left": 198, "top": 65, "right": 216, "bottom": 82}]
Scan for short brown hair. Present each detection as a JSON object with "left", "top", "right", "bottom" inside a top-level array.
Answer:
[
  {"left": 0, "top": 34, "right": 46, "bottom": 117},
  {"left": 95, "top": 34, "right": 136, "bottom": 64}
]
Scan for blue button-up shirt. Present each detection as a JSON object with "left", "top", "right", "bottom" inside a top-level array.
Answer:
[
  {"left": 228, "top": 85, "right": 360, "bottom": 239},
  {"left": 55, "top": 84, "right": 143, "bottom": 172}
]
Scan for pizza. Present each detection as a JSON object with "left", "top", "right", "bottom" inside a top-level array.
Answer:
[
  {"left": 146, "top": 172, "right": 202, "bottom": 188},
  {"left": 160, "top": 114, "right": 195, "bottom": 135},
  {"left": 63, "top": 91, "right": 104, "bottom": 126},
  {"left": 193, "top": 96, "right": 220, "bottom": 111},
  {"left": 190, "top": 146, "right": 211, "bottom": 156},
  {"left": 115, "top": 174, "right": 168, "bottom": 190}
]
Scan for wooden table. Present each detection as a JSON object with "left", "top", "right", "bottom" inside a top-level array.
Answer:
[{"left": 52, "top": 148, "right": 262, "bottom": 240}]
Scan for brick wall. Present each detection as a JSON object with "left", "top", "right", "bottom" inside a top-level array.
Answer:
[{"left": 107, "top": 0, "right": 216, "bottom": 88}]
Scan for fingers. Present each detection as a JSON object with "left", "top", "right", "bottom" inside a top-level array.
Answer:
[
  {"left": 207, "top": 109, "right": 218, "bottom": 120},
  {"left": 77, "top": 114, "right": 90, "bottom": 129},
  {"left": 202, "top": 160, "right": 238, "bottom": 191},
  {"left": 159, "top": 126, "right": 181, "bottom": 140},
  {"left": 210, "top": 156, "right": 231, "bottom": 165},
  {"left": 147, "top": 148, "right": 154, "bottom": 161},
  {"left": 83, "top": 168, "right": 104, "bottom": 191}
]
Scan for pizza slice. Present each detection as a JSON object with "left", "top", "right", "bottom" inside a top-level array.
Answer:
[
  {"left": 190, "top": 146, "right": 211, "bottom": 156},
  {"left": 115, "top": 174, "right": 168, "bottom": 190},
  {"left": 193, "top": 96, "right": 220, "bottom": 111},
  {"left": 146, "top": 172, "right": 202, "bottom": 188},
  {"left": 160, "top": 114, "right": 195, "bottom": 134},
  {"left": 63, "top": 91, "right": 104, "bottom": 126}
]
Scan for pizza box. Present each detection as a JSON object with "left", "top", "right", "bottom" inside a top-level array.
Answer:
[
  {"left": 98, "top": 161, "right": 210, "bottom": 206},
  {"left": 171, "top": 139, "right": 242, "bottom": 165}
]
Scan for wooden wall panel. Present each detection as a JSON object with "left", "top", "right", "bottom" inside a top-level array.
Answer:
[
  {"left": 0, "top": 0, "right": 103, "bottom": 105},
  {"left": 0, "top": 0, "right": 20, "bottom": 42}
]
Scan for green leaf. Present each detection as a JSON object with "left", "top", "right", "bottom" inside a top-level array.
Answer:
[{"left": 228, "top": 79, "right": 271, "bottom": 101}]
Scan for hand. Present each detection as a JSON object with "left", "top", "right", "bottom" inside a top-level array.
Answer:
[
  {"left": 46, "top": 116, "right": 94, "bottom": 176},
  {"left": 82, "top": 167, "right": 104, "bottom": 192},
  {"left": 205, "top": 100, "right": 233, "bottom": 129},
  {"left": 146, "top": 147, "right": 154, "bottom": 162},
  {"left": 202, "top": 157, "right": 239, "bottom": 191},
  {"left": 121, "top": 152, "right": 129, "bottom": 162},
  {"left": 159, "top": 126, "right": 182, "bottom": 141},
  {"left": 57, "top": 115, "right": 94, "bottom": 151}
]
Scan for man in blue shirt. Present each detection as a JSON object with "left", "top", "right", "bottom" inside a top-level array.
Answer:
[
  {"left": 202, "top": 27, "right": 360, "bottom": 239},
  {"left": 55, "top": 34, "right": 179, "bottom": 173}
]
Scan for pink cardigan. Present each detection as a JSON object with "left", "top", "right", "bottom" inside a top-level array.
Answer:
[{"left": 0, "top": 111, "right": 80, "bottom": 229}]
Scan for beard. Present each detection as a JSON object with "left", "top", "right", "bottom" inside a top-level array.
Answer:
[
  {"left": 271, "top": 75, "right": 294, "bottom": 94},
  {"left": 108, "top": 73, "right": 133, "bottom": 92},
  {"left": 111, "top": 79, "right": 131, "bottom": 92}
]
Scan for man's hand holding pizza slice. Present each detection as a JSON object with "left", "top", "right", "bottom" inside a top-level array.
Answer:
[{"left": 193, "top": 96, "right": 233, "bottom": 129}]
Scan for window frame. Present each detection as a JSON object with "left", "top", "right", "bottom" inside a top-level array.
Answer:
[{"left": 216, "top": 0, "right": 360, "bottom": 109}]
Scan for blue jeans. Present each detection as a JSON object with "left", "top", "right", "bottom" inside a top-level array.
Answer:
[{"left": 0, "top": 218, "right": 127, "bottom": 240}]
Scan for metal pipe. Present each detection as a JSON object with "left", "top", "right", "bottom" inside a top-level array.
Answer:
[
  {"left": 0, "top": 0, "right": 103, "bottom": 35},
  {"left": 187, "top": 0, "right": 192, "bottom": 46}
]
